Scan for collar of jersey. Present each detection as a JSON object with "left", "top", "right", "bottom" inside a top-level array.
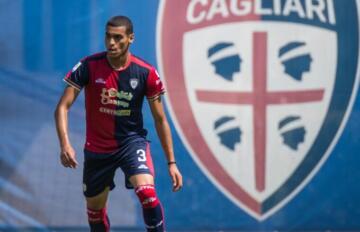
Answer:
[{"left": 107, "top": 53, "right": 132, "bottom": 71}]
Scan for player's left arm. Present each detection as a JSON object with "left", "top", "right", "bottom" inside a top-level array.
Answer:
[{"left": 148, "top": 97, "right": 183, "bottom": 192}]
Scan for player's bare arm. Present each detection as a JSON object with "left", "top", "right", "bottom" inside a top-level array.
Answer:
[
  {"left": 54, "top": 86, "right": 80, "bottom": 169},
  {"left": 148, "top": 96, "right": 183, "bottom": 192}
]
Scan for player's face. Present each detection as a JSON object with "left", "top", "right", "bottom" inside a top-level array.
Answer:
[{"left": 105, "top": 25, "right": 134, "bottom": 58}]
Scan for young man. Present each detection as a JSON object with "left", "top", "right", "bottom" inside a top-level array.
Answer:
[{"left": 54, "top": 15, "right": 182, "bottom": 232}]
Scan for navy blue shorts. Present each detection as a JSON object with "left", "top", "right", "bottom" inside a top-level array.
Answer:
[{"left": 82, "top": 139, "right": 155, "bottom": 198}]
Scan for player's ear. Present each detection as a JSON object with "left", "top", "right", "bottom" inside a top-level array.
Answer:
[{"left": 129, "top": 33, "right": 135, "bottom": 44}]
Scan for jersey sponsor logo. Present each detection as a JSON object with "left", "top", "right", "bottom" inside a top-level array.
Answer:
[
  {"left": 99, "top": 107, "right": 131, "bottom": 116},
  {"left": 100, "top": 88, "right": 132, "bottom": 107},
  {"left": 99, "top": 88, "right": 133, "bottom": 116},
  {"left": 157, "top": 0, "right": 360, "bottom": 220},
  {"left": 100, "top": 88, "right": 133, "bottom": 101}
]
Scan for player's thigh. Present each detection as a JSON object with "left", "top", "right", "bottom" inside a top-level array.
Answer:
[
  {"left": 120, "top": 140, "right": 155, "bottom": 188},
  {"left": 86, "top": 186, "right": 110, "bottom": 210},
  {"left": 83, "top": 150, "right": 117, "bottom": 199},
  {"left": 129, "top": 173, "right": 154, "bottom": 188}
]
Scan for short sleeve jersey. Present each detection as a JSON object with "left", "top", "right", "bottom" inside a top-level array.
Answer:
[{"left": 64, "top": 52, "right": 165, "bottom": 153}]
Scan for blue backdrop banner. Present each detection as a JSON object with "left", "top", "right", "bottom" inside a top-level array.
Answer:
[{"left": 0, "top": 0, "right": 359, "bottom": 231}]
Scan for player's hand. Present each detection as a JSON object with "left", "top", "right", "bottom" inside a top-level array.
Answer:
[
  {"left": 60, "top": 145, "right": 78, "bottom": 169},
  {"left": 168, "top": 163, "right": 183, "bottom": 192}
]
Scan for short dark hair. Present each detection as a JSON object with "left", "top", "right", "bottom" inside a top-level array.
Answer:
[{"left": 106, "top": 16, "right": 133, "bottom": 35}]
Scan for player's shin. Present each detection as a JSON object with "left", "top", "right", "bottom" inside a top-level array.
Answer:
[
  {"left": 87, "top": 207, "right": 110, "bottom": 232},
  {"left": 135, "top": 184, "right": 164, "bottom": 232}
]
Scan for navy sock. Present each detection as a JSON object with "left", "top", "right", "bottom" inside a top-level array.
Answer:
[{"left": 143, "top": 203, "right": 164, "bottom": 232}]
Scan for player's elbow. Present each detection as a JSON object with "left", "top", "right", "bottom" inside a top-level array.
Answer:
[
  {"left": 54, "top": 105, "right": 61, "bottom": 121},
  {"left": 154, "top": 116, "right": 170, "bottom": 130},
  {"left": 153, "top": 114, "right": 166, "bottom": 125}
]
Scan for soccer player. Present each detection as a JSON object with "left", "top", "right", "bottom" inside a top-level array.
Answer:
[{"left": 54, "top": 15, "right": 182, "bottom": 232}]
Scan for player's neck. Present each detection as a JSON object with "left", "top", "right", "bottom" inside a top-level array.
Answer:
[{"left": 107, "top": 52, "right": 131, "bottom": 71}]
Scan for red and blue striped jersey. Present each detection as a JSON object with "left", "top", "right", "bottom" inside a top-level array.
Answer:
[{"left": 64, "top": 52, "right": 165, "bottom": 153}]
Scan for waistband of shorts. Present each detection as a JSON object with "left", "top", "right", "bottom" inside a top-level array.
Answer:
[{"left": 84, "top": 137, "right": 150, "bottom": 157}]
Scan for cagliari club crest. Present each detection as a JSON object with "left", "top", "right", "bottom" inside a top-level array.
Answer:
[{"left": 157, "top": 0, "right": 360, "bottom": 220}]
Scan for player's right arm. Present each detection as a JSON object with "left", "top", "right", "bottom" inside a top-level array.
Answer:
[
  {"left": 54, "top": 86, "right": 80, "bottom": 168},
  {"left": 55, "top": 58, "right": 89, "bottom": 168}
]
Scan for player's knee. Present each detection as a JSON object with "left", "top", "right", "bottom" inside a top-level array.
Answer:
[
  {"left": 135, "top": 184, "right": 159, "bottom": 208},
  {"left": 86, "top": 187, "right": 110, "bottom": 210}
]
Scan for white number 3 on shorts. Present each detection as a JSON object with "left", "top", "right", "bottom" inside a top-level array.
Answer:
[{"left": 137, "top": 149, "right": 146, "bottom": 162}]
